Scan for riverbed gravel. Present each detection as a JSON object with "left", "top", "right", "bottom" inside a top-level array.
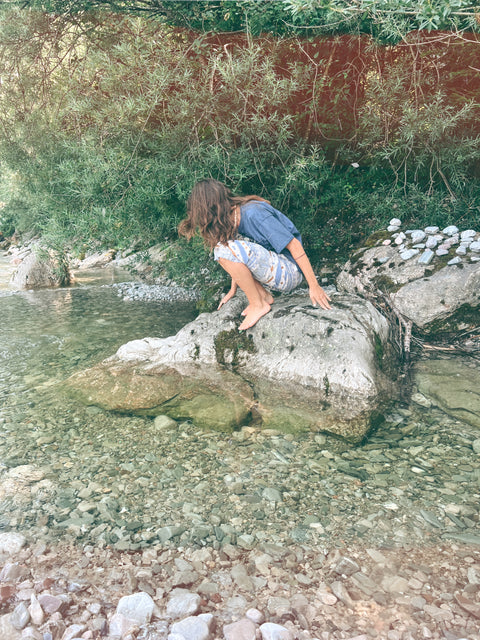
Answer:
[{"left": 0, "top": 259, "right": 479, "bottom": 639}]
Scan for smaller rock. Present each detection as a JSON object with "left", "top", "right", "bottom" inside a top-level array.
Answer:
[
  {"left": 153, "top": 415, "right": 178, "bottom": 431},
  {"left": 472, "top": 439, "right": 480, "bottom": 454},
  {"left": 424, "top": 226, "right": 439, "bottom": 234},
  {"left": 37, "top": 594, "right": 65, "bottom": 615},
  {"left": 334, "top": 556, "right": 360, "bottom": 576},
  {"left": 246, "top": 608, "right": 265, "bottom": 625},
  {"left": 425, "top": 237, "right": 438, "bottom": 249},
  {"left": 410, "top": 230, "right": 426, "bottom": 244},
  {"left": 262, "top": 488, "right": 282, "bottom": 502},
  {"left": 399, "top": 249, "right": 419, "bottom": 260},
  {"left": 447, "top": 256, "right": 462, "bottom": 265},
  {"left": 443, "top": 225, "right": 459, "bottom": 236},
  {"left": 259, "top": 622, "right": 293, "bottom": 640},
  {"left": 460, "top": 229, "right": 476, "bottom": 240},
  {"left": 10, "top": 603, "right": 30, "bottom": 630},
  {"left": 0, "top": 532, "right": 26, "bottom": 554},
  {"left": 470, "top": 241, "right": 480, "bottom": 253},
  {"left": 61, "top": 624, "right": 86, "bottom": 640},
  {"left": 411, "top": 392, "right": 431, "bottom": 408},
  {"left": 387, "top": 225, "right": 400, "bottom": 232},
  {"left": 389, "top": 218, "right": 402, "bottom": 227},
  {"left": 223, "top": 618, "right": 257, "bottom": 640},
  {"left": 116, "top": 592, "right": 154, "bottom": 624},
  {"left": 436, "top": 248, "right": 449, "bottom": 256},
  {"left": 166, "top": 589, "right": 201, "bottom": 619},
  {"left": 28, "top": 595, "right": 44, "bottom": 626},
  {"left": 170, "top": 614, "right": 212, "bottom": 640},
  {"left": 418, "top": 249, "right": 434, "bottom": 265},
  {"left": 456, "top": 246, "right": 467, "bottom": 255},
  {"left": 20, "top": 627, "right": 42, "bottom": 639}
]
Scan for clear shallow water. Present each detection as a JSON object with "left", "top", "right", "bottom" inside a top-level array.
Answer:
[{"left": 0, "top": 258, "right": 479, "bottom": 553}]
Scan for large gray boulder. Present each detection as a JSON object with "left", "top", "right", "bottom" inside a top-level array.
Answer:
[
  {"left": 10, "top": 247, "right": 71, "bottom": 289},
  {"left": 66, "top": 291, "right": 399, "bottom": 442},
  {"left": 336, "top": 226, "right": 480, "bottom": 334}
]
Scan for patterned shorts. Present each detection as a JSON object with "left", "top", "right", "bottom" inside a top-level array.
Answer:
[{"left": 214, "top": 239, "right": 303, "bottom": 292}]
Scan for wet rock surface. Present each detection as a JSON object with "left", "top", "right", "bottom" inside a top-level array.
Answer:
[{"left": 66, "top": 291, "right": 398, "bottom": 441}]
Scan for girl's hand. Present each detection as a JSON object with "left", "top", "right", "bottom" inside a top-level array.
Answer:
[
  {"left": 218, "top": 283, "right": 238, "bottom": 309},
  {"left": 309, "top": 283, "right": 332, "bottom": 310}
]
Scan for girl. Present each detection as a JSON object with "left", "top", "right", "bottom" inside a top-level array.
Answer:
[{"left": 178, "top": 179, "right": 331, "bottom": 330}]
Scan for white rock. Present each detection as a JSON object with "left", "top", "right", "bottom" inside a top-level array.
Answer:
[
  {"left": 260, "top": 622, "right": 293, "bottom": 640},
  {"left": 170, "top": 615, "right": 211, "bottom": 640},
  {"left": 461, "top": 229, "right": 476, "bottom": 239},
  {"left": 166, "top": 590, "right": 201, "bottom": 619},
  {"left": 410, "top": 230, "right": 426, "bottom": 244},
  {"left": 443, "top": 225, "right": 459, "bottom": 236},
  {"left": 424, "top": 226, "right": 439, "bottom": 234},
  {"left": 0, "top": 532, "right": 26, "bottom": 555},
  {"left": 425, "top": 237, "right": 438, "bottom": 249},
  {"left": 470, "top": 241, "right": 480, "bottom": 252},
  {"left": 448, "top": 256, "right": 462, "bottom": 265},
  {"left": 116, "top": 592, "right": 154, "bottom": 624},
  {"left": 246, "top": 608, "right": 265, "bottom": 625},
  {"left": 394, "top": 236, "right": 404, "bottom": 246},
  {"left": 389, "top": 218, "right": 402, "bottom": 226},
  {"left": 436, "top": 248, "right": 449, "bottom": 256},
  {"left": 387, "top": 225, "right": 400, "bottom": 232},
  {"left": 28, "top": 595, "right": 44, "bottom": 626},
  {"left": 456, "top": 246, "right": 467, "bottom": 255},
  {"left": 109, "top": 613, "right": 137, "bottom": 638},
  {"left": 382, "top": 239, "right": 392, "bottom": 246},
  {"left": 399, "top": 249, "right": 419, "bottom": 261},
  {"left": 0, "top": 614, "right": 22, "bottom": 639}
]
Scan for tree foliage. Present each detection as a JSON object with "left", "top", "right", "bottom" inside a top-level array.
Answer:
[
  {"left": 0, "top": 4, "right": 479, "bottom": 273},
  {"left": 6, "top": 0, "right": 480, "bottom": 41}
]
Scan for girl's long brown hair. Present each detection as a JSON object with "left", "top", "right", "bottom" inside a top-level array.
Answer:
[{"left": 178, "top": 179, "right": 268, "bottom": 249}]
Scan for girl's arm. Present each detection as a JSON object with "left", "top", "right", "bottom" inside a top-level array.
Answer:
[
  {"left": 218, "top": 279, "right": 238, "bottom": 309},
  {"left": 286, "top": 238, "right": 331, "bottom": 310}
]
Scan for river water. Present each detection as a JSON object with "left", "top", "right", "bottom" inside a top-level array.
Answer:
[{"left": 0, "top": 252, "right": 479, "bottom": 556}]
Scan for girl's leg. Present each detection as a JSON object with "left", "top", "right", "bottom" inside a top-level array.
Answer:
[
  {"left": 241, "top": 279, "right": 274, "bottom": 316},
  {"left": 218, "top": 258, "right": 271, "bottom": 330}
]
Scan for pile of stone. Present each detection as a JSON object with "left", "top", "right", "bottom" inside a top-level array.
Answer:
[{"left": 382, "top": 219, "right": 480, "bottom": 266}]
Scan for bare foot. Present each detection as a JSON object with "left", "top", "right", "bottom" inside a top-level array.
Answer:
[
  {"left": 239, "top": 302, "right": 271, "bottom": 330},
  {"left": 241, "top": 293, "right": 274, "bottom": 316}
]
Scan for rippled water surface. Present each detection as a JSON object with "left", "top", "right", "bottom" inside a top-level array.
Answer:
[{"left": 0, "top": 255, "right": 479, "bottom": 554}]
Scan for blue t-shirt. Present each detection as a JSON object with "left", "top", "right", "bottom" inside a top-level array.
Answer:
[{"left": 238, "top": 201, "right": 302, "bottom": 263}]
